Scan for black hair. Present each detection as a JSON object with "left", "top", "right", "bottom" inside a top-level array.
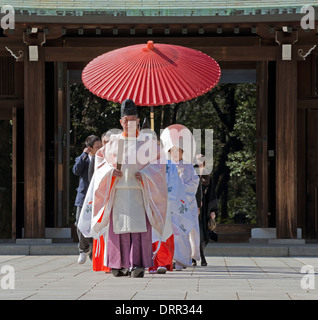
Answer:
[{"left": 85, "top": 135, "right": 101, "bottom": 148}]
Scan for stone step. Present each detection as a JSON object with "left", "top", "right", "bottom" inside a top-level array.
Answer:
[
  {"left": 217, "top": 232, "right": 251, "bottom": 243},
  {"left": 1, "top": 242, "right": 318, "bottom": 257},
  {"left": 204, "top": 243, "right": 318, "bottom": 257},
  {"left": 0, "top": 243, "right": 78, "bottom": 255}
]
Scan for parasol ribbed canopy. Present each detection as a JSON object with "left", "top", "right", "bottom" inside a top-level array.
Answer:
[{"left": 82, "top": 41, "right": 221, "bottom": 106}]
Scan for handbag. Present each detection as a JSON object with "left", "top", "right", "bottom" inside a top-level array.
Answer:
[
  {"left": 208, "top": 216, "right": 218, "bottom": 242},
  {"left": 208, "top": 230, "right": 218, "bottom": 242}
]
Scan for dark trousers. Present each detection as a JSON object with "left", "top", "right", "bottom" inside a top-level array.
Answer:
[
  {"left": 75, "top": 206, "right": 92, "bottom": 253},
  {"left": 199, "top": 224, "right": 207, "bottom": 263}
]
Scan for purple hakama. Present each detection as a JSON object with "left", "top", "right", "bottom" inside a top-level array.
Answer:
[{"left": 106, "top": 211, "right": 154, "bottom": 269}]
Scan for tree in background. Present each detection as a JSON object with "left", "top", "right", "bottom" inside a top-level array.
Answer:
[{"left": 176, "top": 83, "right": 256, "bottom": 223}]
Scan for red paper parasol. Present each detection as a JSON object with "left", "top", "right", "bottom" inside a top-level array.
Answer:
[{"left": 82, "top": 41, "right": 221, "bottom": 128}]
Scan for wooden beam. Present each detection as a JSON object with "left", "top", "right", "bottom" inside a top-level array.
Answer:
[
  {"left": 24, "top": 45, "right": 46, "bottom": 238},
  {"left": 256, "top": 61, "right": 269, "bottom": 228},
  {"left": 44, "top": 46, "right": 277, "bottom": 62},
  {"left": 0, "top": 99, "right": 24, "bottom": 109},
  {"left": 10, "top": 13, "right": 310, "bottom": 25},
  {"left": 297, "top": 99, "right": 318, "bottom": 109},
  {"left": 275, "top": 47, "right": 297, "bottom": 239},
  {"left": 63, "top": 36, "right": 261, "bottom": 47}
]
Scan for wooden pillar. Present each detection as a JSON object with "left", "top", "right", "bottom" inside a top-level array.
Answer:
[
  {"left": 275, "top": 46, "right": 298, "bottom": 239},
  {"left": 55, "top": 62, "right": 68, "bottom": 227},
  {"left": 23, "top": 42, "right": 46, "bottom": 238},
  {"left": 11, "top": 107, "right": 17, "bottom": 239},
  {"left": 256, "top": 61, "right": 269, "bottom": 227}
]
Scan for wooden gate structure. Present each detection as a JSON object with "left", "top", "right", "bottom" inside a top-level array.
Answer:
[{"left": 0, "top": 1, "right": 318, "bottom": 240}]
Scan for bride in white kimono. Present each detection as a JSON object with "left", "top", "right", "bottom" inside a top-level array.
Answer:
[{"left": 160, "top": 124, "right": 200, "bottom": 270}]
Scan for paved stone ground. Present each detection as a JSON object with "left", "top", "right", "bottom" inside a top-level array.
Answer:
[{"left": 0, "top": 255, "right": 317, "bottom": 300}]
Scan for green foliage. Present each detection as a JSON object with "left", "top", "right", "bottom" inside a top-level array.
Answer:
[
  {"left": 174, "top": 83, "right": 257, "bottom": 224},
  {"left": 69, "top": 83, "right": 121, "bottom": 148},
  {"left": 226, "top": 84, "right": 256, "bottom": 223}
]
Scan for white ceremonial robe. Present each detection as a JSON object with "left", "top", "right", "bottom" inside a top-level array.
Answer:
[
  {"left": 152, "top": 160, "right": 195, "bottom": 258},
  {"left": 78, "top": 131, "right": 167, "bottom": 268},
  {"left": 173, "top": 160, "right": 200, "bottom": 262}
]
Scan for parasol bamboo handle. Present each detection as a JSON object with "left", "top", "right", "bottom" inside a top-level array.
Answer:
[{"left": 150, "top": 105, "right": 154, "bottom": 131}]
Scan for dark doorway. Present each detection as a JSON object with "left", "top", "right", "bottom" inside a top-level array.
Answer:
[
  {"left": 0, "top": 120, "right": 12, "bottom": 238},
  {"left": 307, "top": 109, "right": 318, "bottom": 238}
]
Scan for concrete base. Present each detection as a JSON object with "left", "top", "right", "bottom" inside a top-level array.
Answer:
[
  {"left": 1, "top": 242, "right": 318, "bottom": 256},
  {"left": 45, "top": 228, "right": 71, "bottom": 239},
  {"left": 16, "top": 238, "right": 52, "bottom": 245},
  {"left": 22, "top": 227, "right": 72, "bottom": 240},
  {"left": 251, "top": 227, "right": 302, "bottom": 239},
  {"left": 268, "top": 239, "right": 306, "bottom": 245},
  {"left": 30, "top": 243, "right": 78, "bottom": 255},
  {"left": 0, "top": 244, "right": 30, "bottom": 255},
  {"left": 0, "top": 243, "right": 78, "bottom": 255},
  {"left": 250, "top": 228, "right": 303, "bottom": 244},
  {"left": 204, "top": 242, "right": 318, "bottom": 257},
  {"left": 251, "top": 228, "right": 277, "bottom": 239}
]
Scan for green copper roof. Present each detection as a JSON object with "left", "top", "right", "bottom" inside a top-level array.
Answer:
[{"left": 0, "top": 0, "right": 316, "bottom": 17}]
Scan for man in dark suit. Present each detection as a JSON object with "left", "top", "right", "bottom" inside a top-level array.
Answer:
[
  {"left": 194, "top": 154, "right": 218, "bottom": 267},
  {"left": 73, "top": 135, "right": 102, "bottom": 264}
]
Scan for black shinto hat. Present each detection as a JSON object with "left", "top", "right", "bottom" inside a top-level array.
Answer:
[{"left": 121, "top": 99, "right": 137, "bottom": 117}]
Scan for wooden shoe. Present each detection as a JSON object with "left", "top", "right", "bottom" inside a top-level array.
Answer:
[
  {"left": 112, "top": 268, "right": 129, "bottom": 277},
  {"left": 130, "top": 267, "right": 145, "bottom": 278}
]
